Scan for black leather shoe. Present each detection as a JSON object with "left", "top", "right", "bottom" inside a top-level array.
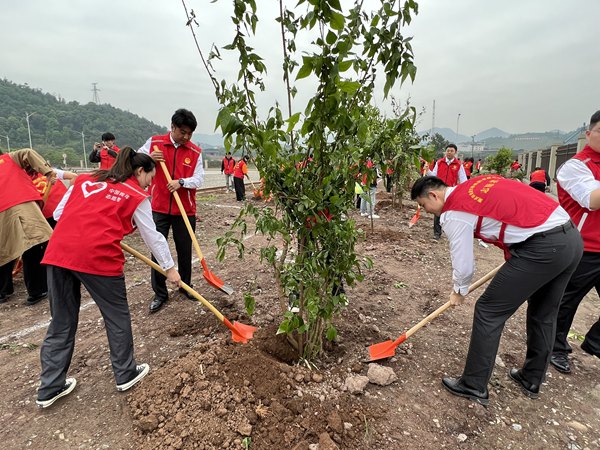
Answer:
[
  {"left": 549, "top": 353, "right": 571, "bottom": 374},
  {"left": 149, "top": 296, "right": 167, "bottom": 313},
  {"left": 442, "top": 377, "right": 489, "bottom": 406},
  {"left": 0, "top": 294, "right": 8, "bottom": 304},
  {"left": 581, "top": 340, "right": 600, "bottom": 358},
  {"left": 26, "top": 292, "right": 48, "bottom": 306},
  {"left": 509, "top": 368, "right": 539, "bottom": 399}
]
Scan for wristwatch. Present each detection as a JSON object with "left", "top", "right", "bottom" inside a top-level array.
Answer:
[{"left": 178, "top": 179, "right": 185, "bottom": 187}]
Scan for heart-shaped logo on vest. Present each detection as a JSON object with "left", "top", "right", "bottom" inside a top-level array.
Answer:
[{"left": 81, "top": 180, "right": 108, "bottom": 198}]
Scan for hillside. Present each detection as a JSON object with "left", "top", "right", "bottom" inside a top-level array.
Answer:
[{"left": 0, "top": 79, "right": 167, "bottom": 166}]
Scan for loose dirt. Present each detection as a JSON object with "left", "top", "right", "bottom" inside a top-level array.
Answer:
[{"left": 1, "top": 189, "right": 599, "bottom": 449}]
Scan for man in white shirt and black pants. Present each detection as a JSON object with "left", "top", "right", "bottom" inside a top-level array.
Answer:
[
  {"left": 411, "top": 175, "right": 582, "bottom": 405},
  {"left": 550, "top": 110, "right": 600, "bottom": 374}
]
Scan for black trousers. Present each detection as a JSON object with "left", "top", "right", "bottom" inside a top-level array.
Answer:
[
  {"left": 433, "top": 215, "right": 442, "bottom": 237},
  {"left": 22, "top": 242, "right": 49, "bottom": 297},
  {"left": 529, "top": 181, "right": 546, "bottom": 193},
  {"left": 151, "top": 211, "right": 195, "bottom": 300},
  {"left": 0, "top": 259, "right": 16, "bottom": 296},
  {"left": 233, "top": 177, "right": 246, "bottom": 201},
  {"left": 553, "top": 251, "right": 600, "bottom": 357},
  {"left": 39, "top": 266, "right": 137, "bottom": 398},
  {"left": 461, "top": 222, "right": 582, "bottom": 391}
]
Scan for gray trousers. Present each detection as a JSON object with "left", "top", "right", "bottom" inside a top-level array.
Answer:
[
  {"left": 38, "top": 266, "right": 137, "bottom": 399},
  {"left": 461, "top": 222, "right": 583, "bottom": 391}
]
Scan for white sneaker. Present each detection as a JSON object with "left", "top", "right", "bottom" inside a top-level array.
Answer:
[
  {"left": 36, "top": 377, "right": 77, "bottom": 408},
  {"left": 360, "top": 212, "right": 368, "bottom": 217},
  {"left": 369, "top": 214, "right": 380, "bottom": 219},
  {"left": 116, "top": 363, "right": 150, "bottom": 392}
]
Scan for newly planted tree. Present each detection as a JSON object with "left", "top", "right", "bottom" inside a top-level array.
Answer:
[{"left": 183, "top": 0, "right": 419, "bottom": 360}]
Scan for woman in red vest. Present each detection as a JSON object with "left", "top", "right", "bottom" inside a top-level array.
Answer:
[
  {"left": 36, "top": 147, "right": 181, "bottom": 408},
  {"left": 233, "top": 155, "right": 250, "bottom": 201},
  {"left": 529, "top": 167, "right": 550, "bottom": 193},
  {"left": 411, "top": 175, "right": 582, "bottom": 405}
]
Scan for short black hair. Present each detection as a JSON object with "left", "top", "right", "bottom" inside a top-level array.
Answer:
[
  {"left": 446, "top": 144, "right": 457, "bottom": 151},
  {"left": 101, "top": 132, "right": 115, "bottom": 141},
  {"left": 411, "top": 176, "right": 448, "bottom": 200},
  {"left": 589, "top": 110, "right": 600, "bottom": 130},
  {"left": 172, "top": 108, "right": 197, "bottom": 131}
]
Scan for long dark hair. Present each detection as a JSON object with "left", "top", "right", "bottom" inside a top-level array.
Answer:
[{"left": 93, "top": 146, "right": 155, "bottom": 183}]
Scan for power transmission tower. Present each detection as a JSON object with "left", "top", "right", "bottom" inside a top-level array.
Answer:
[
  {"left": 430, "top": 99, "right": 436, "bottom": 137},
  {"left": 91, "top": 83, "right": 101, "bottom": 104}
]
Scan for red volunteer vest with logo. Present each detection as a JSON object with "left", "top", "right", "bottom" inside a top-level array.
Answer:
[
  {"left": 149, "top": 133, "right": 202, "bottom": 216},
  {"left": 436, "top": 158, "right": 461, "bottom": 186},
  {"left": 0, "top": 154, "right": 43, "bottom": 213},
  {"left": 557, "top": 145, "right": 600, "bottom": 252},
  {"left": 529, "top": 169, "right": 546, "bottom": 184},
  {"left": 31, "top": 173, "right": 68, "bottom": 219},
  {"left": 442, "top": 175, "right": 559, "bottom": 259},
  {"left": 222, "top": 157, "right": 235, "bottom": 175},
  {"left": 233, "top": 160, "right": 247, "bottom": 179},
  {"left": 42, "top": 174, "right": 148, "bottom": 276},
  {"left": 463, "top": 161, "right": 473, "bottom": 177},
  {"left": 99, "top": 145, "right": 121, "bottom": 170}
]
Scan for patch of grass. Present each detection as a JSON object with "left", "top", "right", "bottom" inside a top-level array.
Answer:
[
  {"left": 393, "top": 281, "right": 407, "bottom": 289},
  {"left": 1, "top": 342, "right": 38, "bottom": 354},
  {"left": 197, "top": 194, "right": 216, "bottom": 202},
  {"left": 568, "top": 330, "right": 585, "bottom": 342}
]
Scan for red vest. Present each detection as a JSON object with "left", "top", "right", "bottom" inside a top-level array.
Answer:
[
  {"left": 436, "top": 158, "right": 461, "bottom": 186},
  {"left": 42, "top": 174, "right": 148, "bottom": 276},
  {"left": 222, "top": 157, "right": 235, "bottom": 175},
  {"left": 442, "top": 175, "right": 559, "bottom": 259},
  {"left": 0, "top": 154, "right": 43, "bottom": 213},
  {"left": 529, "top": 169, "right": 546, "bottom": 184},
  {"left": 557, "top": 145, "right": 600, "bottom": 252},
  {"left": 149, "top": 133, "right": 202, "bottom": 216},
  {"left": 99, "top": 145, "right": 121, "bottom": 170},
  {"left": 31, "top": 173, "right": 68, "bottom": 219},
  {"left": 233, "top": 160, "right": 247, "bottom": 178},
  {"left": 463, "top": 161, "right": 473, "bottom": 177}
]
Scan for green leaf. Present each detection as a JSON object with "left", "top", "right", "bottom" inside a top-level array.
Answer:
[
  {"left": 330, "top": 11, "right": 345, "bottom": 31},
  {"left": 326, "top": 30, "right": 337, "bottom": 45},
  {"left": 286, "top": 112, "right": 301, "bottom": 133},
  {"left": 244, "top": 292, "right": 255, "bottom": 315},
  {"left": 326, "top": 324, "right": 337, "bottom": 341},
  {"left": 339, "top": 60, "right": 353, "bottom": 72},
  {"left": 296, "top": 63, "right": 312, "bottom": 80},
  {"left": 338, "top": 80, "right": 361, "bottom": 94}
]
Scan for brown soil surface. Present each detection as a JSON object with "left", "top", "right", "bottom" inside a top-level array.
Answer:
[{"left": 1, "top": 189, "right": 599, "bottom": 449}]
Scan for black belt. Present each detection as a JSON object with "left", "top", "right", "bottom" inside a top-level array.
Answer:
[{"left": 528, "top": 220, "right": 574, "bottom": 240}]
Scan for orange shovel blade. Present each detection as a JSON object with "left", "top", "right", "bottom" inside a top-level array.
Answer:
[
  {"left": 368, "top": 333, "right": 407, "bottom": 361},
  {"left": 224, "top": 318, "right": 257, "bottom": 344},
  {"left": 201, "top": 259, "right": 234, "bottom": 295},
  {"left": 408, "top": 206, "right": 420, "bottom": 228}
]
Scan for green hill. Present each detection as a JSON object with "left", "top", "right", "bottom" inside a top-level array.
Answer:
[{"left": 0, "top": 79, "right": 167, "bottom": 167}]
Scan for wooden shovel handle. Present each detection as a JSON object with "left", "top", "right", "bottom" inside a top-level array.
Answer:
[
  {"left": 155, "top": 149, "right": 204, "bottom": 260},
  {"left": 120, "top": 242, "right": 224, "bottom": 321},
  {"left": 404, "top": 264, "right": 503, "bottom": 339}
]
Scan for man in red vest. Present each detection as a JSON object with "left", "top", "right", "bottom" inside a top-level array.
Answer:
[
  {"left": 233, "top": 155, "right": 250, "bottom": 201},
  {"left": 0, "top": 148, "right": 54, "bottom": 305},
  {"left": 138, "top": 109, "right": 205, "bottom": 313},
  {"left": 411, "top": 175, "right": 582, "bottom": 404},
  {"left": 90, "top": 132, "right": 120, "bottom": 169},
  {"left": 529, "top": 167, "right": 550, "bottom": 192},
  {"left": 221, "top": 151, "right": 236, "bottom": 192},
  {"left": 550, "top": 110, "right": 600, "bottom": 374},
  {"left": 424, "top": 144, "right": 467, "bottom": 239}
]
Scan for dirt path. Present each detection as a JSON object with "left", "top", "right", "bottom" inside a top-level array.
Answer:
[{"left": 1, "top": 189, "right": 599, "bottom": 449}]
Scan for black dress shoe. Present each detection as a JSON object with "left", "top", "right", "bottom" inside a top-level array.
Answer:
[
  {"left": 26, "top": 292, "right": 48, "bottom": 306},
  {"left": 549, "top": 353, "right": 571, "bottom": 374},
  {"left": 508, "top": 368, "right": 539, "bottom": 399},
  {"left": 442, "top": 377, "right": 489, "bottom": 406},
  {"left": 149, "top": 296, "right": 167, "bottom": 313},
  {"left": 581, "top": 340, "right": 600, "bottom": 358}
]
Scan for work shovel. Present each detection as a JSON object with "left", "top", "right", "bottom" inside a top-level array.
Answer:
[
  {"left": 157, "top": 151, "right": 233, "bottom": 295},
  {"left": 368, "top": 264, "right": 503, "bottom": 362},
  {"left": 121, "top": 243, "right": 255, "bottom": 343}
]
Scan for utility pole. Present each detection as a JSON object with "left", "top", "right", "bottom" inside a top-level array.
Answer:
[
  {"left": 68, "top": 129, "right": 88, "bottom": 169},
  {"left": 25, "top": 111, "right": 36, "bottom": 149},
  {"left": 471, "top": 135, "right": 476, "bottom": 159},
  {"left": 456, "top": 113, "right": 461, "bottom": 141},
  {"left": 0, "top": 134, "right": 9, "bottom": 152},
  {"left": 91, "top": 82, "right": 101, "bottom": 104},
  {"left": 431, "top": 99, "right": 436, "bottom": 137}
]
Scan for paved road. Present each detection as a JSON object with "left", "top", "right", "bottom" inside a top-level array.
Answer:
[{"left": 202, "top": 168, "right": 260, "bottom": 189}]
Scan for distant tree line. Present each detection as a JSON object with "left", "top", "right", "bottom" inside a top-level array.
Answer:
[{"left": 0, "top": 79, "right": 167, "bottom": 166}]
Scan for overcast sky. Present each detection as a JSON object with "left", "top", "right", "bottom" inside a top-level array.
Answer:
[{"left": 1, "top": 0, "right": 598, "bottom": 136}]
